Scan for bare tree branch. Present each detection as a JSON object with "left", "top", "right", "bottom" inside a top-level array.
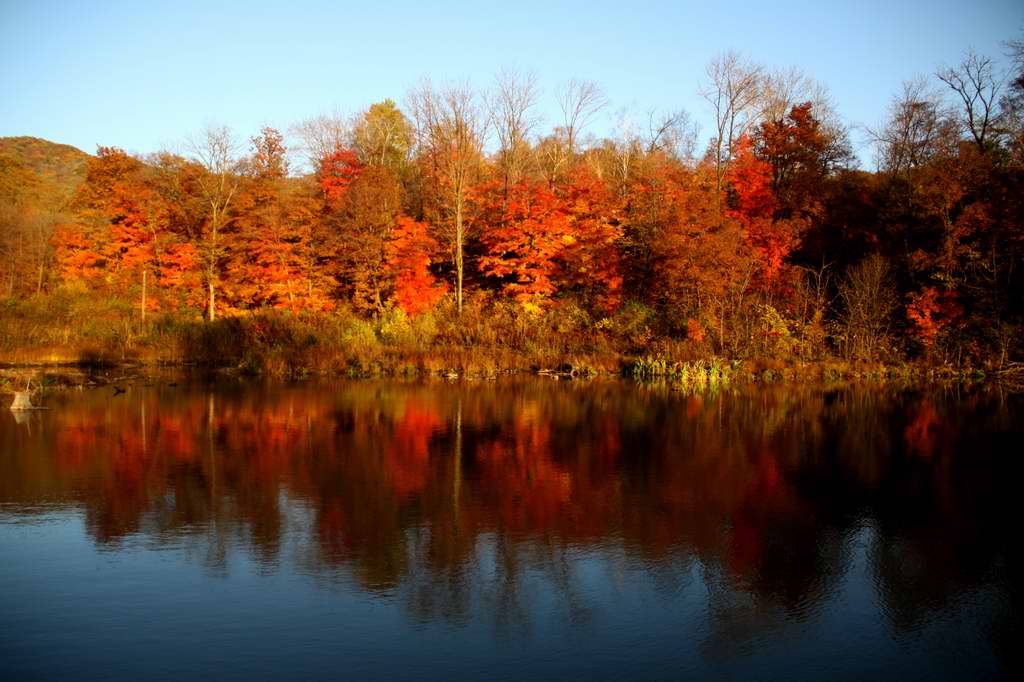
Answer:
[
  {"left": 558, "top": 78, "right": 607, "bottom": 157},
  {"left": 488, "top": 68, "right": 541, "bottom": 188},
  {"left": 937, "top": 50, "right": 1005, "bottom": 152},
  {"left": 699, "top": 51, "right": 763, "bottom": 191}
]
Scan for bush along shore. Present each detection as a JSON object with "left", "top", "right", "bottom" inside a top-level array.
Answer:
[{"left": 2, "top": 295, "right": 1019, "bottom": 391}]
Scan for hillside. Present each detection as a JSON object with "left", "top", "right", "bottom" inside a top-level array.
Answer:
[{"left": 0, "top": 136, "right": 90, "bottom": 206}]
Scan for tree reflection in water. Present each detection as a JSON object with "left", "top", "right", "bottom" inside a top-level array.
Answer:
[{"left": 0, "top": 378, "right": 1020, "bottom": 672}]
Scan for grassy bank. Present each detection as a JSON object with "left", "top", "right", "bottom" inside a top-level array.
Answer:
[
  {"left": 0, "top": 292, "right": 1015, "bottom": 386},
  {"left": 0, "top": 292, "right": 626, "bottom": 377}
]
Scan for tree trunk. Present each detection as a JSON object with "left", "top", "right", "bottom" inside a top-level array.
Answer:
[
  {"left": 141, "top": 269, "right": 147, "bottom": 323},
  {"left": 208, "top": 278, "right": 216, "bottom": 321},
  {"left": 455, "top": 196, "right": 464, "bottom": 313}
]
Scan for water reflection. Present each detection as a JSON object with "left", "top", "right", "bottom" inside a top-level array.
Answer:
[{"left": 1, "top": 379, "right": 1020, "bottom": 677}]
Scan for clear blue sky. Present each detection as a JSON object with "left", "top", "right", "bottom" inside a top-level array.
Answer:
[{"left": 1, "top": 0, "right": 1021, "bottom": 166}]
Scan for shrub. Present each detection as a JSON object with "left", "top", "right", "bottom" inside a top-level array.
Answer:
[{"left": 376, "top": 306, "right": 414, "bottom": 345}]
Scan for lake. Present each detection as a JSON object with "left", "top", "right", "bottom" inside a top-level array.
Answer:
[{"left": 1, "top": 377, "right": 1020, "bottom": 680}]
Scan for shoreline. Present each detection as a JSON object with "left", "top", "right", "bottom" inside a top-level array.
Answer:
[{"left": 0, "top": 353, "right": 1007, "bottom": 388}]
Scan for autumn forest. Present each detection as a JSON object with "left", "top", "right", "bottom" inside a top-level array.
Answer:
[{"left": 2, "top": 44, "right": 1023, "bottom": 375}]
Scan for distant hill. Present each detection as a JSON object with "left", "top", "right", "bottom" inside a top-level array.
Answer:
[{"left": 0, "top": 136, "right": 90, "bottom": 207}]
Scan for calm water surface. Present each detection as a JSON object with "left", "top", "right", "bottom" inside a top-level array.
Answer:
[{"left": 1, "top": 378, "right": 1021, "bottom": 680}]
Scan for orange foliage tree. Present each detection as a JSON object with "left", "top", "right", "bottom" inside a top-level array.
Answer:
[
  {"left": 476, "top": 169, "right": 622, "bottom": 311},
  {"left": 556, "top": 168, "right": 623, "bottom": 311},
  {"left": 476, "top": 179, "right": 569, "bottom": 306},
  {"left": 56, "top": 147, "right": 162, "bottom": 291},
  {"left": 906, "top": 286, "right": 963, "bottom": 355},
  {"left": 386, "top": 216, "right": 446, "bottom": 315},
  {"left": 230, "top": 128, "right": 303, "bottom": 310},
  {"left": 726, "top": 137, "right": 803, "bottom": 299},
  {"left": 650, "top": 163, "right": 754, "bottom": 347}
]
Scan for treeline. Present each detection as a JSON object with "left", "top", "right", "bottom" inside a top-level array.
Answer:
[{"left": 1, "top": 43, "right": 1023, "bottom": 368}]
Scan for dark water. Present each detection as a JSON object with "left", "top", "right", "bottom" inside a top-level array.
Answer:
[{"left": 1, "top": 378, "right": 1020, "bottom": 680}]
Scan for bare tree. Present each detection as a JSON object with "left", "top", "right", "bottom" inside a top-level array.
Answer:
[
  {"left": 937, "top": 50, "right": 1005, "bottom": 153},
  {"left": 0, "top": 203, "right": 57, "bottom": 297},
  {"left": 534, "top": 132, "right": 568, "bottom": 187},
  {"left": 290, "top": 112, "right": 351, "bottom": 171},
  {"left": 488, "top": 68, "right": 541, "bottom": 189},
  {"left": 867, "top": 78, "right": 958, "bottom": 174},
  {"left": 700, "top": 51, "right": 763, "bottom": 191},
  {"left": 839, "top": 254, "right": 897, "bottom": 361},
  {"left": 758, "top": 66, "right": 816, "bottom": 122},
  {"left": 558, "top": 78, "right": 607, "bottom": 158},
  {"left": 795, "top": 262, "right": 834, "bottom": 359},
  {"left": 645, "top": 108, "right": 699, "bottom": 162},
  {"left": 189, "top": 125, "right": 240, "bottom": 321},
  {"left": 1000, "top": 38, "right": 1024, "bottom": 161},
  {"left": 610, "top": 108, "right": 642, "bottom": 189},
  {"left": 26, "top": 208, "right": 57, "bottom": 295},
  {"left": 758, "top": 66, "right": 849, "bottom": 144},
  {"left": 606, "top": 106, "right": 699, "bottom": 188},
  {"left": 0, "top": 202, "right": 17, "bottom": 297},
  {"left": 409, "top": 81, "right": 487, "bottom": 313}
]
